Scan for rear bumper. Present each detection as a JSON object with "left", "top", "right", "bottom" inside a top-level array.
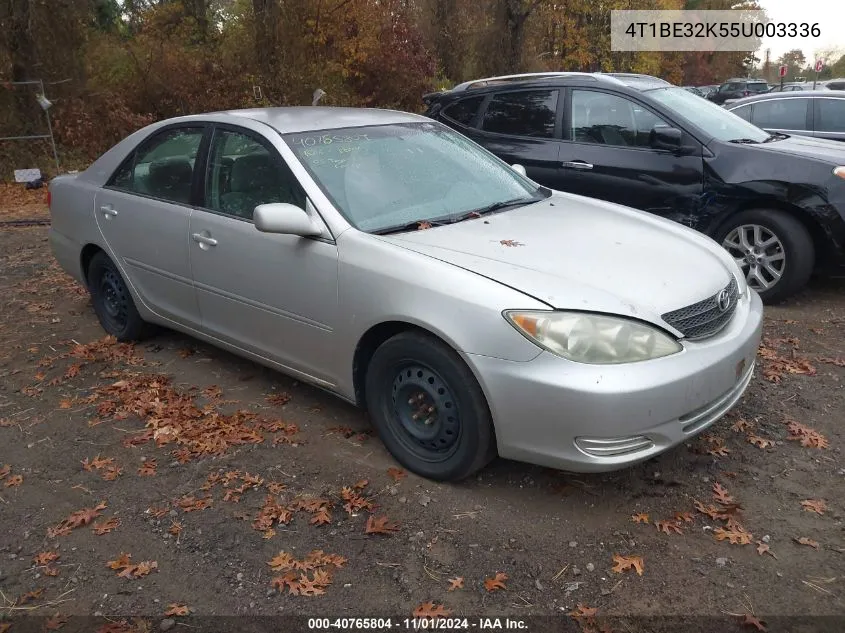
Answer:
[
  {"left": 49, "top": 227, "right": 85, "bottom": 285},
  {"left": 466, "top": 288, "right": 764, "bottom": 473}
]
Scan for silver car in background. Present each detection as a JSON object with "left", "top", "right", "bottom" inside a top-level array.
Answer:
[{"left": 48, "top": 107, "right": 763, "bottom": 481}]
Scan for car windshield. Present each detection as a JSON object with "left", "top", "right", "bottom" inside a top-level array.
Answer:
[
  {"left": 646, "top": 86, "right": 770, "bottom": 143},
  {"left": 284, "top": 122, "right": 545, "bottom": 233},
  {"left": 748, "top": 83, "right": 768, "bottom": 93}
]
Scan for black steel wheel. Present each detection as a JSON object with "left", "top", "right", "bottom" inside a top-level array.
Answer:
[
  {"left": 365, "top": 331, "right": 496, "bottom": 481},
  {"left": 87, "top": 251, "right": 151, "bottom": 341}
]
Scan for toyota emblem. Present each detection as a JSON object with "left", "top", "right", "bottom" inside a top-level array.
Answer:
[{"left": 717, "top": 289, "right": 731, "bottom": 312}]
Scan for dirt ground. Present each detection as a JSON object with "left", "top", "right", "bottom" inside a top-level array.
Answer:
[{"left": 1, "top": 192, "right": 844, "bottom": 632}]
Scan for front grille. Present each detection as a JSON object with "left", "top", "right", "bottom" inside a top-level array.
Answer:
[{"left": 661, "top": 277, "right": 739, "bottom": 340}]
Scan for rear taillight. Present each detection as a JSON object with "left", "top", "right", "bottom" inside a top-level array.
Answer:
[
  {"left": 46, "top": 190, "right": 52, "bottom": 209},
  {"left": 743, "top": 91, "right": 750, "bottom": 96}
]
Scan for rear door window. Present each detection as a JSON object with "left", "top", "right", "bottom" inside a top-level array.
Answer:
[
  {"left": 816, "top": 99, "right": 845, "bottom": 132},
  {"left": 730, "top": 104, "right": 753, "bottom": 121},
  {"left": 751, "top": 99, "right": 809, "bottom": 130},
  {"left": 480, "top": 90, "right": 559, "bottom": 138}
]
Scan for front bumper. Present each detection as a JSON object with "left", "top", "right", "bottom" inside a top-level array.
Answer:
[{"left": 466, "top": 287, "right": 764, "bottom": 473}]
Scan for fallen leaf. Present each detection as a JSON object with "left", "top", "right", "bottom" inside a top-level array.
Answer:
[
  {"left": 569, "top": 604, "right": 599, "bottom": 620},
  {"left": 794, "top": 536, "right": 820, "bottom": 549},
  {"left": 0, "top": 624, "right": 9, "bottom": 633},
  {"left": 177, "top": 348, "right": 195, "bottom": 358},
  {"left": 364, "top": 515, "right": 400, "bottom": 535},
  {"left": 817, "top": 356, "right": 845, "bottom": 367},
  {"left": 741, "top": 614, "right": 767, "bottom": 631},
  {"left": 92, "top": 517, "right": 120, "bottom": 535},
  {"left": 712, "top": 482, "right": 735, "bottom": 505},
  {"left": 17, "top": 588, "right": 44, "bottom": 604},
  {"left": 731, "top": 418, "right": 753, "bottom": 433},
  {"left": 101, "top": 465, "right": 122, "bottom": 481},
  {"left": 631, "top": 513, "right": 649, "bottom": 524},
  {"left": 785, "top": 419, "right": 829, "bottom": 449},
  {"left": 353, "top": 479, "right": 369, "bottom": 490},
  {"left": 747, "top": 435, "right": 774, "bottom": 449},
  {"left": 413, "top": 602, "right": 452, "bottom": 618},
  {"left": 138, "top": 459, "right": 157, "bottom": 476},
  {"left": 164, "top": 603, "right": 190, "bottom": 617},
  {"left": 47, "top": 501, "right": 107, "bottom": 537},
  {"left": 386, "top": 467, "right": 406, "bottom": 481},
  {"left": 800, "top": 499, "right": 827, "bottom": 515},
  {"left": 417, "top": 221, "right": 433, "bottom": 230},
  {"left": 147, "top": 505, "right": 169, "bottom": 519},
  {"left": 45, "top": 614, "right": 69, "bottom": 630},
  {"left": 656, "top": 520, "right": 683, "bottom": 535},
  {"left": 0, "top": 464, "right": 9, "bottom": 479},
  {"left": 309, "top": 507, "right": 332, "bottom": 526},
  {"left": 169, "top": 521, "right": 183, "bottom": 536},
  {"left": 265, "top": 392, "right": 292, "bottom": 406},
  {"left": 674, "top": 512, "right": 693, "bottom": 523},
  {"left": 33, "top": 551, "right": 60, "bottom": 565},
  {"left": 714, "top": 526, "right": 753, "bottom": 545},
  {"left": 82, "top": 455, "right": 114, "bottom": 472},
  {"left": 708, "top": 445, "right": 730, "bottom": 457},
  {"left": 58, "top": 399, "right": 73, "bottom": 409},
  {"left": 447, "top": 577, "right": 464, "bottom": 591},
  {"left": 5, "top": 475, "right": 22, "bottom": 487},
  {"left": 44, "top": 565, "right": 60, "bottom": 577},
  {"left": 611, "top": 554, "right": 644, "bottom": 575},
  {"left": 499, "top": 239, "right": 523, "bottom": 247},
  {"left": 483, "top": 572, "right": 508, "bottom": 591},
  {"left": 266, "top": 481, "right": 287, "bottom": 495},
  {"left": 755, "top": 541, "right": 777, "bottom": 559}
]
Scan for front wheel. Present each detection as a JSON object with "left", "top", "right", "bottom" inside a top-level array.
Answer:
[
  {"left": 364, "top": 332, "right": 496, "bottom": 481},
  {"left": 716, "top": 209, "right": 814, "bottom": 304}
]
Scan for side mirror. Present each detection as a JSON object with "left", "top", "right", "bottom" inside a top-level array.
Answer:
[
  {"left": 649, "top": 126, "right": 682, "bottom": 152},
  {"left": 254, "top": 203, "right": 323, "bottom": 237},
  {"left": 511, "top": 163, "right": 527, "bottom": 176}
]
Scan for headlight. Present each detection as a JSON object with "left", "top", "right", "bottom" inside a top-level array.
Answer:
[
  {"left": 834, "top": 166, "right": 845, "bottom": 179},
  {"left": 505, "top": 311, "right": 682, "bottom": 364}
]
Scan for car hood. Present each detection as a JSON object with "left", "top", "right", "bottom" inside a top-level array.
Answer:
[
  {"left": 738, "top": 134, "right": 845, "bottom": 163},
  {"left": 378, "top": 194, "right": 735, "bottom": 330}
]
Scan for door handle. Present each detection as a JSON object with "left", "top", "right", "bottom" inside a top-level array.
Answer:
[
  {"left": 191, "top": 233, "right": 218, "bottom": 247},
  {"left": 99, "top": 205, "right": 118, "bottom": 217},
  {"left": 561, "top": 160, "right": 594, "bottom": 171}
]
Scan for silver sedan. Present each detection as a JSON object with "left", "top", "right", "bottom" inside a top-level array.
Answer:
[{"left": 48, "top": 107, "right": 763, "bottom": 481}]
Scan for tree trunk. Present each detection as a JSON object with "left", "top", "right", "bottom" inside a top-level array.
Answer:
[
  {"left": 183, "top": 0, "right": 209, "bottom": 42},
  {"left": 252, "top": 0, "right": 278, "bottom": 79},
  {"left": 434, "top": 0, "right": 459, "bottom": 80}
]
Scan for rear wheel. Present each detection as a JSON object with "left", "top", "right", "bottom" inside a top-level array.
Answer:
[
  {"left": 364, "top": 331, "right": 496, "bottom": 481},
  {"left": 716, "top": 209, "right": 814, "bottom": 304},
  {"left": 87, "top": 251, "right": 152, "bottom": 341}
]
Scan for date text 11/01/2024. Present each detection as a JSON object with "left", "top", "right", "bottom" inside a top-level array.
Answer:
[{"left": 307, "top": 618, "right": 529, "bottom": 630}]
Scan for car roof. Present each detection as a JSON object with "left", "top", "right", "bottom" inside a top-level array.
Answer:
[
  {"left": 210, "top": 106, "right": 426, "bottom": 133},
  {"left": 724, "top": 78, "right": 767, "bottom": 83},
  {"left": 437, "top": 72, "right": 671, "bottom": 95},
  {"left": 726, "top": 90, "right": 845, "bottom": 106}
]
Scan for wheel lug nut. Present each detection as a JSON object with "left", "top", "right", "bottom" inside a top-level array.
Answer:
[
  {"left": 427, "top": 405, "right": 435, "bottom": 413},
  {"left": 411, "top": 413, "right": 419, "bottom": 421},
  {"left": 424, "top": 417, "right": 434, "bottom": 425}
]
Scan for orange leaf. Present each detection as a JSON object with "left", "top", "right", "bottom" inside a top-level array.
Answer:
[
  {"left": 483, "top": 572, "right": 508, "bottom": 592},
  {"left": 413, "top": 602, "right": 452, "bottom": 618},
  {"left": 731, "top": 418, "right": 752, "bottom": 433},
  {"left": 92, "top": 517, "right": 120, "bottom": 535},
  {"left": 800, "top": 499, "right": 826, "bottom": 515},
  {"left": 386, "top": 467, "right": 406, "bottom": 481},
  {"left": 674, "top": 512, "right": 693, "bottom": 523},
  {"left": 712, "top": 482, "right": 734, "bottom": 505},
  {"left": 309, "top": 507, "right": 332, "bottom": 526},
  {"left": 755, "top": 541, "right": 777, "bottom": 559},
  {"left": 169, "top": 521, "right": 183, "bottom": 536},
  {"left": 447, "top": 577, "right": 464, "bottom": 591},
  {"left": 138, "top": 459, "right": 157, "bottom": 476},
  {"left": 747, "top": 435, "right": 774, "bottom": 449},
  {"left": 741, "top": 614, "right": 767, "bottom": 631},
  {"left": 5, "top": 475, "right": 22, "bottom": 487},
  {"left": 794, "top": 536, "right": 820, "bottom": 549},
  {"left": 33, "top": 551, "right": 60, "bottom": 565},
  {"left": 569, "top": 603, "right": 599, "bottom": 620},
  {"left": 364, "top": 515, "right": 400, "bottom": 535},
  {"left": 714, "top": 526, "right": 753, "bottom": 545},
  {"left": 708, "top": 445, "right": 730, "bottom": 457},
  {"left": 164, "top": 603, "right": 190, "bottom": 617},
  {"left": 353, "top": 479, "right": 369, "bottom": 489},
  {"left": 611, "top": 554, "right": 644, "bottom": 575},
  {"left": 44, "top": 565, "right": 60, "bottom": 577},
  {"left": 499, "top": 239, "right": 523, "bottom": 247},
  {"left": 46, "top": 614, "right": 69, "bottom": 630},
  {"left": 631, "top": 513, "right": 649, "bottom": 524},
  {"left": 656, "top": 520, "right": 683, "bottom": 535}
]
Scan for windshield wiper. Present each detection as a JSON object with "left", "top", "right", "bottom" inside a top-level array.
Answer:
[
  {"left": 728, "top": 138, "right": 761, "bottom": 144},
  {"left": 371, "top": 218, "right": 452, "bottom": 235},
  {"left": 449, "top": 191, "right": 547, "bottom": 224},
  {"left": 763, "top": 132, "right": 788, "bottom": 142}
]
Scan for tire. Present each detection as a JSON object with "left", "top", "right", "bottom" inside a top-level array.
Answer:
[
  {"left": 87, "top": 251, "right": 152, "bottom": 341},
  {"left": 715, "top": 209, "right": 814, "bottom": 304},
  {"left": 364, "top": 331, "right": 496, "bottom": 481}
]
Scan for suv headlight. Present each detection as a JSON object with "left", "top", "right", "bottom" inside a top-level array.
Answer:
[{"left": 505, "top": 311, "right": 682, "bottom": 364}]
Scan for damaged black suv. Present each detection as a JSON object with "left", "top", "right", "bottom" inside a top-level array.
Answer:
[{"left": 424, "top": 72, "right": 845, "bottom": 303}]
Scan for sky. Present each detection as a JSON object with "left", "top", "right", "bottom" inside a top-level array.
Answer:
[{"left": 758, "top": 0, "right": 845, "bottom": 64}]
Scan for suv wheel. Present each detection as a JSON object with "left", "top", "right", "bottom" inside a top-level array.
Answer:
[
  {"left": 716, "top": 209, "right": 814, "bottom": 303},
  {"left": 364, "top": 331, "right": 496, "bottom": 481}
]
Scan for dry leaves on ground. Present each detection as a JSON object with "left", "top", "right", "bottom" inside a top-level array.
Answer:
[
  {"left": 265, "top": 392, "right": 291, "bottom": 406},
  {"left": 483, "top": 572, "right": 508, "bottom": 591},
  {"left": 758, "top": 340, "right": 816, "bottom": 383},
  {"left": 47, "top": 501, "right": 107, "bottom": 538},
  {"left": 268, "top": 549, "right": 346, "bottom": 597},
  {"left": 656, "top": 520, "right": 684, "bottom": 535},
  {"left": 631, "top": 513, "right": 649, "bottom": 524},
  {"left": 5, "top": 474, "right": 23, "bottom": 487},
  {"left": 413, "top": 602, "right": 452, "bottom": 618},
  {"left": 714, "top": 525, "right": 753, "bottom": 545},
  {"left": 741, "top": 614, "right": 768, "bottom": 631},
  {"left": 164, "top": 604, "right": 190, "bottom": 617},
  {"left": 747, "top": 434, "right": 774, "bottom": 449},
  {"left": 447, "top": 577, "right": 464, "bottom": 591},
  {"left": 785, "top": 419, "right": 829, "bottom": 449},
  {"left": 499, "top": 239, "right": 524, "bottom": 247},
  {"left": 800, "top": 499, "right": 827, "bottom": 515},
  {"left": 33, "top": 551, "right": 59, "bottom": 566},
  {"left": 106, "top": 553, "right": 159, "bottom": 579},
  {"left": 794, "top": 537, "right": 820, "bottom": 549},
  {"left": 364, "top": 515, "right": 400, "bottom": 535},
  {"left": 45, "top": 614, "right": 69, "bottom": 630},
  {"left": 731, "top": 418, "right": 753, "bottom": 433},
  {"left": 92, "top": 517, "right": 120, "bottom": 535},
  {"left": 756, "top": 541, "right": 777, "bottom": 559},
  {"left": 386, "top": 467, "right": 406, "bottom": 481},
  {"left": 611, "top": 554, "right": 644, "bottom": 575},
  {"left": 138, "top": 459, "right": 157, "bottom": 476}
]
